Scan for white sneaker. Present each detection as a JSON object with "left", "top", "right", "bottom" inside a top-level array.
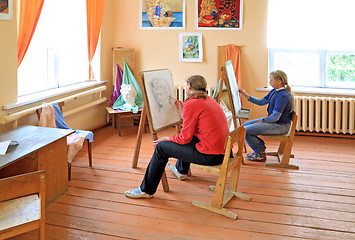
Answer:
[
  {"left": 167, "top": 164, "right": 187, "bottom": 180},
  {"left": 125, "top": 187, "right": 153, "bottom": 199}
]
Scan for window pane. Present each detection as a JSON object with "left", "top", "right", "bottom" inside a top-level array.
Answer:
[
  {"left": 17, "top": 48, "right": 57, "bottom": 96},
  {"left": 326, "top": 53, "right": 355, "bottom": 89},
  {"left": 272, "top": 51, "right": 320, "bottom": 87},
  {"left": 57, "top": 48, "right": 88, "bottom": 87},
  {"left": 18, "top": 0, "right": 91, "bottom": 97}
]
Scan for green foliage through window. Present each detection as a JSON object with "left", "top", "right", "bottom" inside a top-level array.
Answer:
[{"left": 327, "top": 54, "right": 355, "bottom": 82}]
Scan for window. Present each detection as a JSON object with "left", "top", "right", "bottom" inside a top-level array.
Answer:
[
  {"left": 267, "top": 0, "right": 355, "bottom": 89},
  {"left": 269, "top": 49, "right": 355, "bottom": 89},
  {"left": 17, "top": 0, "right": 100, "bottom": 97}
]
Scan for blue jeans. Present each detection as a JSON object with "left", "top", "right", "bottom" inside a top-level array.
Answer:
[
  {"left": 140, "top": 136, "right": 224, "bottom": 195},
  {"left": 244, "top": 118, "right": 291, "bottom": 153}
]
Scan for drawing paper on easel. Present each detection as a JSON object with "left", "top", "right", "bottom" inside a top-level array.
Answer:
[
  {"left": 224, "top": 60, "right": 250, "bottom": 119},
  {"left": 141, "top": 69, "right": 181, "bottom": 131}
]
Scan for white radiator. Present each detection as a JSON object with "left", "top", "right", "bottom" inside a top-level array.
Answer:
[
  {"left": 174, "top": 86, "right": 215, "bottom": 102},
  {"left": 294, "top": 96, "right": 355, "bottom": 135}
]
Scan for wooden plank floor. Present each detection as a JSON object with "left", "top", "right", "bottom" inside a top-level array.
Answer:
[{"left": 9, "top": 125, "right": 355, "bottom": 240}]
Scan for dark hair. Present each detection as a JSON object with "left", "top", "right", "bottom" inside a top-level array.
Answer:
[
  {"left": 186, "top": 75, "right": 208, "bottom": 100},
  {"left": 270, "top": 70, "right": 294, "bottom": 112}
]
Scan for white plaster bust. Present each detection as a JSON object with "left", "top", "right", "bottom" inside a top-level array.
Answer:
[{"left": 120, "top": 84, "right": 137, "bottom": 109}]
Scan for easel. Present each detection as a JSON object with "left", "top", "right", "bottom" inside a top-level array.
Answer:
[
  {"left": 218, "top": 64, "right": 250, "bottom": 154},
  {"left": 132, "top": 72, "right": 182, "bottom": 193}
]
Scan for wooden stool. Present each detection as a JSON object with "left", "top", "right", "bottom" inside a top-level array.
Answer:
[
  {"left": 192, "top": 126, "right": 251, "bottom": 219},
  {"left": 262, "top": 111, "right": 299, "bottom": 170},
  {"left": 105, "top": 107, "right": 144, "bottom": 136}
]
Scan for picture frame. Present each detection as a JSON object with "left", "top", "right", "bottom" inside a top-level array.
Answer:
[
  {"left": 0, "top": 0, "right": 12, "bottom": 21},
  {"left": 196, "top": 0, "right": 243, "bottom": 30},
  {"left": 179, "top": 32, "right": 203, "bottom": 62},
  {"left": 140, "top": 69, "right": 181, "bottom": 132},
  {"left": 140, "top": 0, "right": 185, "bottom": 30}
]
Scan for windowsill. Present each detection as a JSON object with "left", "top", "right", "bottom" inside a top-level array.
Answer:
[
  {"left": 256, "top": 87, "right": 355, "bottom": 97},
  {"left": 3, "top": 80, "right": 108, "bottom": 110}
]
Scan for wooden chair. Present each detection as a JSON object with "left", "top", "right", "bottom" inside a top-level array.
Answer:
[
  {"left": 262, "top": 111, "right": 299, "bottom": 170},
  {"left": 36, "top": 102, "right": 93, "bottom": 180},
  {"left": 192, "top": 126, "right": 251, "bottom": 219},
  {"left": 0, "top": 171, "right": 46, "bottom": 239}
]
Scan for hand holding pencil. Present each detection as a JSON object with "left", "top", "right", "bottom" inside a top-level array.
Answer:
[{"left": 170, "top": 96, "right": 183, "bottom": 117}]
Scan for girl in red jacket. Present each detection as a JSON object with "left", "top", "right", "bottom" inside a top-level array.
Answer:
[{"left": 125, "top": 75, "right": 230, "bottom": 198}]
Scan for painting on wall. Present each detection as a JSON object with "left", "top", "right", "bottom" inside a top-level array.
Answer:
[
  {"left": 179, "top": 32, "right": 203, "bottom": 62},
  {"left": 141, "top": 69, "right": 181, "bottom": 132},
  {"left": 140, "top": 0, "right": 185, "bottom": 30},
  {"left": 196, "top": 0, "right": 243, "bottom": 30},
  {"left": 0, "top": 0, "right": 12, "bottom": 20}
]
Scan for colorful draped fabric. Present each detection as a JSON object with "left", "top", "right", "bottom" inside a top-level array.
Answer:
[
  {"left": 109, "top": 64, "right": 123, "bottom": 107},
  {"left": 112, "top": 62, "right": 144, "bottom": 113}
]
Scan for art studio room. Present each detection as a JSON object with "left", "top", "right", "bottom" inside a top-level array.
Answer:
[{"left": 0, "top": 0, "right": 354, "bottom": 239}]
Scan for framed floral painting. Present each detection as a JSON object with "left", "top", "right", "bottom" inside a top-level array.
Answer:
[
  {"left": 140, "top": 0, "right": 186, "bottom": 30},
  {"left": 179, "top": 33, "right": 203, "bottom": 62},
  {"left": 196, "top": 0, "right": 243, "bottom": 30},
  {"left": 0, "top": 0, "right": 12, "bottom": 20}
]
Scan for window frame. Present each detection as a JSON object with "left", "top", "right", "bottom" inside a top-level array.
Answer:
[{"left": 269, "top": 48, "right": 355, "bottom": 90}]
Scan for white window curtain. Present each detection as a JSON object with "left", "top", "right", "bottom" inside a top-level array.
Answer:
[{"left": 267, "top": 0, "right": 355, "bottom": 51}]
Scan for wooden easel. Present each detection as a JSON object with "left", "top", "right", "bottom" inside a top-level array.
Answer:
[
  {"left": 132, "top": 72, "right": 182, "bottom": 193},
  {"left": 218, "top": 65, "right": 250, "bottom": 154},
  {"left": 218, "top": 65, "right": 250, "bottom": 127}
]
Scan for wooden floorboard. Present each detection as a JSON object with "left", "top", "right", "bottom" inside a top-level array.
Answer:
[{"left": 8, "top": 125, "right": 355, "bottom": 240}]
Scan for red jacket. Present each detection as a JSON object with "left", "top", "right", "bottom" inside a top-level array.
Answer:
[{"left": 169, "top": 96, "right": 229, "bottom": 155}]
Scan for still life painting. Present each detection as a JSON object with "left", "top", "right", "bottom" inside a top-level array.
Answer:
[
  {"left": 179, "top": 33, "right": 203, "bottom": 62},
  {"left": 140, "top": 0, "right": 185, "bottom": 29},
  {"left": 196, "top": 0, "right": 243, "bottom": 30},
  {"left": 0, "top": 0, "right": 12, "bottom": 20}
]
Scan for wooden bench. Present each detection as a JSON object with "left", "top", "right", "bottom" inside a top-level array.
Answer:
[{"left": 0, "top": 170, "right": 46, "bottom": 239}]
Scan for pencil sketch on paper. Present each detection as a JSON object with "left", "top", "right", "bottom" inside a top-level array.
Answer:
[{"left": 142, "top": 69, "right": 181, "bottom": 131}]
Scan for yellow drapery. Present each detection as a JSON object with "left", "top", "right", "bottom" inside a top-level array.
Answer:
[{"left": 87, "top": 0, "right": 105, "bottom": 80}]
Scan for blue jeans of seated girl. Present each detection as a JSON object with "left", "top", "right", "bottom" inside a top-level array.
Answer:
[
  {"left": 140, "top": 136, "right": 224, "bottom": 195},
  {"left": 244, "top": 118, "right": 291, "bottom": 154}
]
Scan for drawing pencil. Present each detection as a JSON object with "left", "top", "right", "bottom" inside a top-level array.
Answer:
[{"left": 169, "top": 96, "right": 177, "bottom": 101}]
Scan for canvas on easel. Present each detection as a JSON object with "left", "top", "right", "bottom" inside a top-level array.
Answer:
[
  {"left": 221, "top": 60, "right": 251, "bottom": 121},
  {"left": 141, "top": 69, "right": 181, "bottom": 132}
]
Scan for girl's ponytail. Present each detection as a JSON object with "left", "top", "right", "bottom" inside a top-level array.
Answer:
[{"left": 270, "top": 70, "right": 294, "bottom": 112}]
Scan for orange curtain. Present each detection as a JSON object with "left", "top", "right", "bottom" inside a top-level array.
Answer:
[
  {"left": 87, "top": 0, "right": 105, "bottom": 80},
  {"left": 17, "top": 0, "right": 45, "bottom": 67},
  {"left": 226, "top": 44, "right": 242, "bottom": 89}
]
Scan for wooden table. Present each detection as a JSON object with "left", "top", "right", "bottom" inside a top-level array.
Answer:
[
  {"left": 106, "top": 107, "right": 143, "bottom": 136},
  {"left": 0, "top": 126, "right": 74, "bottom": 205}
]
